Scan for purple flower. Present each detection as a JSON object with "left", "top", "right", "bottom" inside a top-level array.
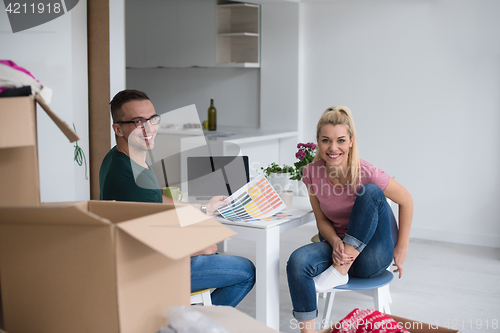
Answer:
[{"left": 295, "top": 142, "right": 316, "bottom": 162}]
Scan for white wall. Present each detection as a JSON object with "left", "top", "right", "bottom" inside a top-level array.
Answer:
[
  {"left": 260, "top": 2, "right": 299, "bottom": 132},
  {"left": 261, "top": 2, "right": 300, "bottom": 166},
  {"left": 110, "top": 0, "right": 127, "bottom": 147},
  {"left": 299, "top": 0, "right": 500, "bottom": 247},
  {"left": 110, "top": 0, "right": 126, "bottom": 98},
  {"left": 0, "top": 1, "right": 90, "bottom": 202}
]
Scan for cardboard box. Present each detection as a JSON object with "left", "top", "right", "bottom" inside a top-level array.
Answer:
[
  {"left": 0, "top": 95, "right": 78, "bottom": 330},
  {"left": 318, "top": 314, "right": 460, "bottom": 333},
  {"left": 0, "top": 95, "right": 78, "bottom": 207},
  {"left": 194, "top": 306, "right": 279, "bottom": 333},
  {"left": 0, "top": 201, "right": 236, "bottom": 333}
]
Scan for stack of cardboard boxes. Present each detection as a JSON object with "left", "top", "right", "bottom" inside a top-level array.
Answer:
[{"left": 0, "top": 96, "right": 280, "bottom": 333}]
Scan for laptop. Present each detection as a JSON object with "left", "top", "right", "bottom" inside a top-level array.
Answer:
[{"left": 187, "top": 156, "right": 250, "bottom": 203}]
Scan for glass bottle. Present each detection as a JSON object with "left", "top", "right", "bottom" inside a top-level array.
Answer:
[{"left": 208, "top": 98, "right": 217, "bottom": 131}]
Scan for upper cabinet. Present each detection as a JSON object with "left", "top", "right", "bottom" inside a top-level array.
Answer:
[
  {"left": 126, "top": 0, "right": 216, "bottom": 68},
  {"left": 126, "top": 0, "right": 260, "bottom": 68},
  {"left": 216, "top": 3, "right": 260, "bottom": 67}
]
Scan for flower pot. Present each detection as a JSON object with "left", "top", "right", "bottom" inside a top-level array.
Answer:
[
  {"left": 268, "top": 173, "right": 293, "bottom": 193},
  {"left": 290, "top": 179, "right": 308, "bottom": 197}
]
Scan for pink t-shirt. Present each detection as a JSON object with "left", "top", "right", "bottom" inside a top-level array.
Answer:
[{"left": 302, "top": 159, "right": 390, "bottom": 238}]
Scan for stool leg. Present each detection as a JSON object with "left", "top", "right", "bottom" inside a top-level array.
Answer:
[
  {"left": 321, "top": 291, "right": 336, "bottom": 329},
  {"left": 381, "top": 285, "right": 391, "bottom": 314},
  {"left": 373, "top": 288, "right": 384, "bottom": 312},
  {"left": 384, "top": 284, "right": 393, "bottom": 304},
  {"left": 201, "top": 291, "right": 212, "bottom": 306},
  {"left": 190, "top": 294, "right": 200, "bottom": 305}
]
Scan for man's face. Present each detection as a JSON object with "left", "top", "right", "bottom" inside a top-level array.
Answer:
[{"left": 115, "top": 99, "right": 158, "bottom": 152}]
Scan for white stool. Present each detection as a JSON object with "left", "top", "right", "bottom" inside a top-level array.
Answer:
[
  {"left": 190, "top": 289, "right": 212, "bottom": 306},
  {"left": 317, "top": 271, "right": 393, "bottom": 329}
]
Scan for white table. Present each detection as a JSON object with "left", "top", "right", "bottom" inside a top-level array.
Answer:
[{"left": 215, "top": 196, "right": 315, "bottom": 330}]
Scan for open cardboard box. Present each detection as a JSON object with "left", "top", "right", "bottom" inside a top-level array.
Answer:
[
  {"left": 0, "top": 95, "right": 78, "bottom": 206},
  {"left": 0, "top": 200, "right": 236, "bottom": 333},
  {"left": 0, "top": 95, "right": 79, "bottom": 330},
  {"left": 186, "top": 306, "right": 279, "bottom": 333},
  {"left": 318, "top": 314, "right": 460, "bottom": 333}
]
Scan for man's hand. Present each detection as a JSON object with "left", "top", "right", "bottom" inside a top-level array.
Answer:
[
  {"left": 191, "top": 244, "right": 218, "bottom": 257},
  {"left": 204, "top": 196, "right": 229, "bottom": 216}
]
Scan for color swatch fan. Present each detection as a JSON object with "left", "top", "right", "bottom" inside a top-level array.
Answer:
[{"left": 218, "top": 174, "right": 286, "bottom": 221}]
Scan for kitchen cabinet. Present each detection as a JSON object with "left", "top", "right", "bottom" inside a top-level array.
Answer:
[
  {"left": 217, "top": 3, "right": 260, "bottom": 67},
  {"left": 126, "top": 0, "right": 260, "bottom": 68},
  {"left": 126, "top": 0, "right": 216, "bottom": 68}
]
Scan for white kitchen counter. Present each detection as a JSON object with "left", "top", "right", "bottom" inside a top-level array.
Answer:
[
  {"left": 157, "top": 125, "right": 297, "bottom": 144},
  {"left": 152, "top": 125, "right": 298, "bottom": 191}
]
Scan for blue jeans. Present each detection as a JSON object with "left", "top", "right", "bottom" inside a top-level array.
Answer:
[
  {"left": 191, "top": 254, "right": 255, "bottom": 307},
  {"left": 286, "top": 184, "right": 395, "bottom": 321}
]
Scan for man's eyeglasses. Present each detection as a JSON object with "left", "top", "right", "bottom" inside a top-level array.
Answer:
[{"left": 115, "top": 115, "right": 161, "bottom": 128}]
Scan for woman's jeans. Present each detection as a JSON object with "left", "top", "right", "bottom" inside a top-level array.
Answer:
[
  {"left": 191, "top": 253, "right": 255, "bottom": 307},
  {"left": 286, "top": 184, "right": 395, "bottom": 321}
]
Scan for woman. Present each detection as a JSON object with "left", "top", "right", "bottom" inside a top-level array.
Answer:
[{"left": 286, "top": 106, "right": 413, "bottom": 333}]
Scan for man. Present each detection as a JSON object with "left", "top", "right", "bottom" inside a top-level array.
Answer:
[{"left": 99, "top": 89, "right": 255, "bottom": 306}]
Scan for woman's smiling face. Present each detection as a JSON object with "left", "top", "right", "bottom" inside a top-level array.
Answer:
[{"left": 317, "top": 124, "right": 353, "bottom": 169}]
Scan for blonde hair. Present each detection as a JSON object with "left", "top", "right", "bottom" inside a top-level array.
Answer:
[{"left": 314, "top": 106, "right": 361, "bottom": 187}]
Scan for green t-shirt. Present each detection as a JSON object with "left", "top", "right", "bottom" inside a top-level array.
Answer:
[{"left": 99, "top": 146, "right": 162, "bottom": 203}]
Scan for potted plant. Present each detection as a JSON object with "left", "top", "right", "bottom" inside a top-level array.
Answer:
[
  {"left": 290, "top": 142, "right": 316, "bottom": 196},
  {"left": 261, "top": 162, "right": 294, "bottom": 193}
]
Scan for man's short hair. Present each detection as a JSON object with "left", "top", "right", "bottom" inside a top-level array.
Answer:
[{"left": 110, "top": 89, "right": 150, "bottom": 122}]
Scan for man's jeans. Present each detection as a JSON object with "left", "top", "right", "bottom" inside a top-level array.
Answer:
[
  {"left": 191, "top": 253, "right": 255, "bottom": 307},
  {"left": 286, "top": 184, "right": 395, "bottom": 321}
]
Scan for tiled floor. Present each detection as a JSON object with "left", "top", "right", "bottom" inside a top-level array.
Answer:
[{"left": 224, "top": 222, "right": 500, "bottom": 332}]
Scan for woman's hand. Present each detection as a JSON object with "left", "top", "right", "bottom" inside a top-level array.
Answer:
[
  {"left": 392, "top": 243, "right": 407, "bottom": 278},
  {"left": 204, "top": 196, "right": 229, "bottom": 216},
  {"left": 331, "top": 238, "right": 351, "bottom": 266},
  {"left": 384, "top": 177, "right": 413, "bottom": 279}
]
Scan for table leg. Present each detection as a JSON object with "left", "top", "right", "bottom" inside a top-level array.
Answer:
[{"left": 255, "top": 227, "right": 280, "bottom": 330}]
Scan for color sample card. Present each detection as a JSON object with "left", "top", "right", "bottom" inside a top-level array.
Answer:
[
  {"left": 242, "top": 212, "right": 295, "bottom": 223},
  {"left": 218, "top": 174, "right": 287, "bottom": 221}
]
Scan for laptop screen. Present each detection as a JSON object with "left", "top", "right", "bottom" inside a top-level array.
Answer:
[{"left": 187, "top": 156, "right": 249, "bottom": 197}]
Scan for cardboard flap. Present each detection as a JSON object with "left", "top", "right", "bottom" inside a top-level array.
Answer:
[
  {"left": 0, "top": 96, "right": 37, "bottom": 148},
  {"left": 0, "top": 146, "right": 40, "bottom": 206},
  {"left": 0, "top": 204, "right": 110, "bottom": 226},
  {"left": 195, "top": 306, "right": 280, "bottom": 333},
  {"left": 116, "top": 206, "right": 236, "bottom": 260},
  {"left": 0, "top": 213, "right": 119, "bottom": 333},
  {"left": 87, "top": 200, "right": 182, "bottom": 224},
  {"left": 35, "top": 94, "right": 79, "bottom": 143}
]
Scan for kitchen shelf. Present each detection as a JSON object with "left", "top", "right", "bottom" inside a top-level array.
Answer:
[
  {"left": 217, "top": 2, "right": 260, "bottom": 67},
  {"left": 215, "top": 62, "right": 260, "bottom": 68},
  {"left": 218, "top": 32, "right": 259, "bottom": 37}
]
